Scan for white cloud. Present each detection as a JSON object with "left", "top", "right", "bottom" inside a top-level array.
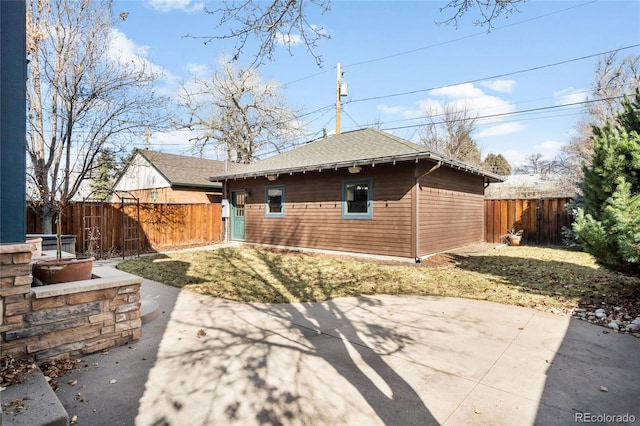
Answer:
[
  {"left": 184, "top": 63, "right": 210, "bottom": 78},
  {"left": 147, "top": 128, "right": 218, "bottom": 156},
  {"left": 430, "top": 83, "right": 484, "bottom": 99},
  {"left": 378, "top": 82, "right": 522, "bottom": 131},
  {"left": 276, "top": 32, "right": 303, "bottom": 46},
  {"left": 477, "top": 122, "right": 525, "bottom": 138},
  {"left": 534, "top": 140, "right": 565, "bottom": 160},
  {"left": 107, "top": 29, "right": 179, "bottom": 96},
  {"left": 554, "top": 87, "right": 587, "bottom": 106},
  {"left": 502, "top": 149, "right": 527, "bottom": 168},
  {"left": 376, "top": 104, "right": 424, "bottom": 119},
  {"left": 107, "top": 28, "right": 151, "bottom": 62},
  {"left": 148, "top": 0, "right": 203, "bottom": 12},
  {"left": 481, "top": 79, "right": 516, "bottom": 93}
]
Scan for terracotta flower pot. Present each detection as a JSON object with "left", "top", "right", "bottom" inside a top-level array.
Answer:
[
  {"left": 26, "top": 237, "right": 43, "bottom": 258},
  {"left": 32, "top": 257, "right": 95, "bottom": 285},
  {"left": 507, "top": 234, "right": 522, "bottom": 246}
]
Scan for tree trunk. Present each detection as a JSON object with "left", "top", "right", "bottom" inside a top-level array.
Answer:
[{"left": 39, "top": 206, "right": 55, "bottom": 234}]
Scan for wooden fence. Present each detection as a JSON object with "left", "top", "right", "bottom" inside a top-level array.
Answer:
[
  {"left": 27, "top": 202, "right": 223, "bottom": 257},
  {"left": 27, "top": 198, "right": 573, "bottom": 257},
  {"left": 484, "top": 198, "right": 573, "bottom": 245}
]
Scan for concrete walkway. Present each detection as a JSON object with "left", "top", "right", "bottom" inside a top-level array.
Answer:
[{"left": 52, "top": 278, "right": 639, "bottom": 426}]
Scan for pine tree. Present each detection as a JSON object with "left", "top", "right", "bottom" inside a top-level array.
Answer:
[
  {"left": 90, "top": 150, "right": 117, "bottom": 200},
  {"left": 572, "top": 90, "right": 640, "bottom": 274},
  {"left": 482, "top": 153, "right": 512, "bottom": 175}
]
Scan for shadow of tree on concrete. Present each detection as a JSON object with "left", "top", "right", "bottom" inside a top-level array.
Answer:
[{"left": 134, "top": 249, "right": 441, "bottom": 425}]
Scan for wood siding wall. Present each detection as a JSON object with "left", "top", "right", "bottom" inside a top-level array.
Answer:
[
  {"left": 418, "top": 166, "right": 485, "bottom": 256},
  {"left": 27, "top": 203, "right": 222, "bottom": 255},
  {"left": 228, "top": 164, "right": 415, "bottom": 258},
  {"left": 484, "top": 198, "right": 572, "bottom": 245}
]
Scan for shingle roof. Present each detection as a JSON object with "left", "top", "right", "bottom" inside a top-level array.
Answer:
[
  {"left": 137, "top": 150, "right": 240, "bottom": 188},
  {"left": 210, "top": 128, "right": 503, "bottom": 182}
]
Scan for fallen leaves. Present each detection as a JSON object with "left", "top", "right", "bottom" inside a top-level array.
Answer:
[
  {"left": 196, "top": 329, "right": 207, "bottom": 338},
  {"left": 39, "top": 358, "right": 80, "bottom": 391},
  {"left": 0, "top": 355, "right": 36, "bottom": 388},
  {"left": 10, "top": 398, "right": 25, "bottom": 410}
]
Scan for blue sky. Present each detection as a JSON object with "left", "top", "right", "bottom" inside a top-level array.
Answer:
[{"left": 111, "top": 0, "right": 640, "bottom": 168}]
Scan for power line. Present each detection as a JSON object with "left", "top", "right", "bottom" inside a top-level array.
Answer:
[
  {"left": 343, "top": 1, "right": 599, "bottom": 69},
  {"left": 379, "top": 95, "right": 625, "bottom": 132},
  {"left": 341, "top": 108, "right": 361, "bottom": 128},
  {"left": 344, "top": 44, "right": 639, "bottom": 105},
  {"left": 283, "top": 0, "right": 599, "bottom": 86},
  {"left": 286, "top": 49, "right": 634, "bottom": 128}
]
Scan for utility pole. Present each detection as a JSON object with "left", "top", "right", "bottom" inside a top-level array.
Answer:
[
  {"left": 336, "top": 63, "right": 341, "bottom": 135},
  {"left": 335, "top": 63, "right": 348, "bottom": 135}
]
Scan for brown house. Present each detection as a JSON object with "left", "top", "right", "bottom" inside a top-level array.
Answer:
[
  {"left": 210, "top": 128, "right": 503, "bottom": 260},
  {"left": 113, "top": 150, "right": 233, "bottom": 203}
]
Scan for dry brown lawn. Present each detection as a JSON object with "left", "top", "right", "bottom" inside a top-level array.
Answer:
[{"left": 117, "top": 246, "right": 640, "bottom": 318}]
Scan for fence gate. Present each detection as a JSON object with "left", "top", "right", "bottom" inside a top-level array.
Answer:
[{"left": 81, "top": 191, "right": 140, "bottom": 259}]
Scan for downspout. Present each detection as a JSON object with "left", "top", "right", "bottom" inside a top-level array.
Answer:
[
  {"left": 413, "top": 161, "right": 442, "bottom": 261},
  {"left": 223, "top": 179, "right": 229, "bottom": 243}
]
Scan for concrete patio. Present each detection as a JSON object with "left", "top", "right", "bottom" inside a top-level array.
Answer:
[{"left": 47, "top": 278, "right": 640, "bottom": 425}]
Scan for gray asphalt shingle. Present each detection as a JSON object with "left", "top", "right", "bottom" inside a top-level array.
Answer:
[{"left": 209, "top": 128, "right": 503, "bottom": 182}]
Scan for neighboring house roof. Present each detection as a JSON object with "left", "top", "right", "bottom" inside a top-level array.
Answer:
[
  {"left": 484, "top": 173, "right": 577, "bottom": 199},
  {"left": 114, "top": 149, "right": 247, "bottom": 191},
  {"left": 209, "top": 128, "right": 504, "bottom": 183},
  {"left": 137, "top": 150, "right": 231, "bottom": 188}
]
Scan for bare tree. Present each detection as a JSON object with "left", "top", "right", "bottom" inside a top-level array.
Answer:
[
  {"left": 189, "top": 0, "right": 330, "bottom": 67},
  {"left": 561, "top": 52, "right": 640, "bottom": 185},
  {"left": 176, "top": 57, "right": 305, "bottom": 164},
  {"left": 514, "top": 153, "right": 543, "bottom": 175},
  {"left": 192, "top": 0, "right": 525, "bottom": 66},
  {"left": 419, "top": 103, "right": 482, "bottom": 166},
  {"left": 514, "top": 153, "right": 564, "bottom": 175},
  {"left": 438, "top": 0, "right": 526, "bottom": 27},
  {"left": 26, "top": 0, "right": 169, "bottom": 233}
]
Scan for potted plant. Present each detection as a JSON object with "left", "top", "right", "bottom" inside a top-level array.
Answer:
[
  {"left": 504, "top": 228, "right": 524, "bottom": 246},
  {"left": 32, "top": 209, "right": 94, "bottom": 285}
]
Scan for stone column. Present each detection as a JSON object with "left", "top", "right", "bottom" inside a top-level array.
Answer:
[{"left": 0, "top": 243, "right": 33, "bottom": 358}]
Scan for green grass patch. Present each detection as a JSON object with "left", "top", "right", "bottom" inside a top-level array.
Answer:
[{"left": 117, "top": 246, "right": 640, "bottom": 313}]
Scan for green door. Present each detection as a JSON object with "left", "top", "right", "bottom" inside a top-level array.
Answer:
[{"left": 231, "top": 191, "right": 246, "bottom": 241}]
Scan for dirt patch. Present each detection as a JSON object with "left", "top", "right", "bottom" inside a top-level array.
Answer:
[{"left": 246, "top": 242, "right": 501, "bottom": 268}]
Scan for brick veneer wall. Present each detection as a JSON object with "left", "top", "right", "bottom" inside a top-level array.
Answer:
[{"left": 1, "top": 243, "right": 142, "bottom": 360}]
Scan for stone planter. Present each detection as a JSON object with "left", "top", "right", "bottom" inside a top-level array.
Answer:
[{"left": 32, "top": 257, "right": 95, "bottom": 285}]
